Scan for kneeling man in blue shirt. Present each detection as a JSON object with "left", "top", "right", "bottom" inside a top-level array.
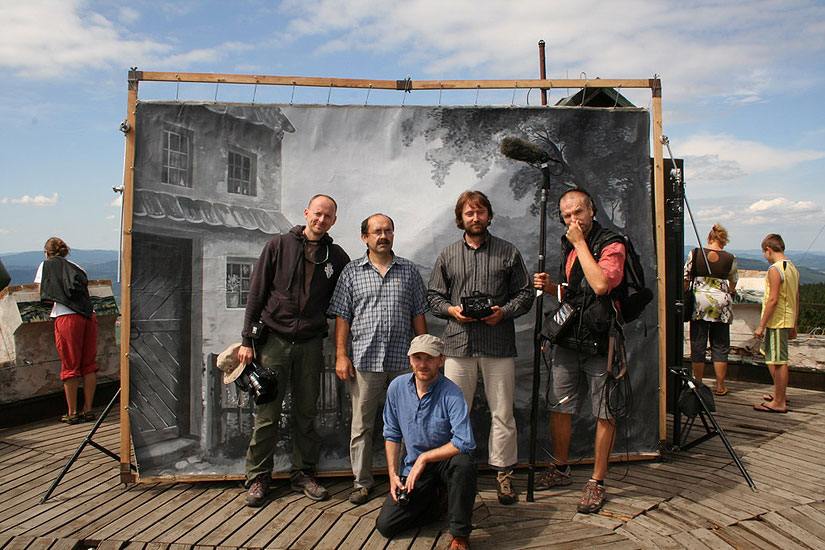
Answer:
[{"left": 376, "top": 334, "right": 477, "bottom": 550}]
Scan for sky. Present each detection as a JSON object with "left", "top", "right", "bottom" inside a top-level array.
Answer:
[{"left": 1, "top": 0, "right": 824, "bottom": 255}]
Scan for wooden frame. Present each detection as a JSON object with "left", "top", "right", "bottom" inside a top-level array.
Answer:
[{"left": 119, "top": 70, "right": 666, "bottom": 483}]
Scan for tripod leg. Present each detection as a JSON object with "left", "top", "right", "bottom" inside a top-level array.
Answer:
[
  {"left": 679, "top": 379, "right": 757, "bottom": 491},
  {"left": 40, "top": 387, "right": 130, "bottom": 503},
  {"left": 696, "top": 402, "right": 757, "bottom": 491}
]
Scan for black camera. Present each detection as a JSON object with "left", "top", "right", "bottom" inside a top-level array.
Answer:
[
  {"left": 234, "top": 360, "right": 278, "bottom": 405},
  {"left": 461, "top": 291, "right": 494, "bottom": 319},
  {"left": 396, "top": 476, "right": 410, "bottom": 507}
]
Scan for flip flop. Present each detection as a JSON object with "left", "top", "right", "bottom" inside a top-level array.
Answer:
[
  {"left": 753, "top": 403, "right": 787, "bottom": 413},
  {"left": 715, "top": 388, "right": 729, "bottom": 396},
  {"left": 763, "top": 394, "right": 790, "bottom": 404}
]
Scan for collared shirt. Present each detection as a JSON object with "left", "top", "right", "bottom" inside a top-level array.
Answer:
[
  {"left": 565, "top": 242, "right": 626, "bottom": 292},
  {"left": 383, "top": 373, "right": 475, "bottom": 476},
  {"left": 327, "top": 253, "right": 429, "bottom": 372},
  {"left": 427, "top": 233, "right": 534, "bottom": 357}
]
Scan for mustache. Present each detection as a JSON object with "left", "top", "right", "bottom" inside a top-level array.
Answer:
[{"left": 377, "top": 239, "right": 391, "bottom": 245}]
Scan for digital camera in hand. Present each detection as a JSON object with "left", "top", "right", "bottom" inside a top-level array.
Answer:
[
  {"left": 461, "top": 291, "right": 494, "bottom": 319},
  {"left": 234, "top": 360, "right": 278, "bottom": 405},
  {"left": 396, "top": 476, "right": 410, "bottom": 507}
]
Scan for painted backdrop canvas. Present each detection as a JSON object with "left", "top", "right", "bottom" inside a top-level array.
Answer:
[{"left": 129, "top": 101, "right": 656, "bottom": 479}]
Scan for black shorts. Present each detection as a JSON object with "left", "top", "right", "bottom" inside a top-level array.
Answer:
[{"left": 689, "top": 320, "right": 730, "bottom": 363}]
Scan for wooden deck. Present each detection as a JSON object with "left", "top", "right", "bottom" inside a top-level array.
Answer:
[{"left": 2, "top": 379, "right": 825, "bottom": 549}]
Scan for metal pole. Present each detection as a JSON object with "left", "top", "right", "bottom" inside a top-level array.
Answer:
[
  {"left": 538, "top": 40, "right": 548, "bottom": 106},
  {"left": 527, "top": 166, "right": 552, "bottom": 502},
  {"left": 41, "top": 388, "right": 135, "bottom": 503}
]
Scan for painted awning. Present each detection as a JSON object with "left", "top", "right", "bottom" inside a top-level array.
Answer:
[{"left": 133, "top": 189, "right": 292, "bottom": 234}]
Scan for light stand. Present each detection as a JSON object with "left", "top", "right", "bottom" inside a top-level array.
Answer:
[{"left": 660, "top": 135, "right": 756, "bottom": 492}]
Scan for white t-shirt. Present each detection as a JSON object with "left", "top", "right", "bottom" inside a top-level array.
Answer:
[{"left": 34, "top": 260, "right": 86, "bottom": 318}]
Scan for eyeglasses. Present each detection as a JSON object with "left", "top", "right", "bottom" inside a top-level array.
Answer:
[{"left": 369, "top": 229, "right": 394, "bottom": 236}]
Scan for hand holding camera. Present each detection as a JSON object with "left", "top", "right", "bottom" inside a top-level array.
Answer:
[
  {"left": 460, "top": 291, "right": 494, "bottom": 319},
  {"left": 395, "top": 476, "right": 410, "bottom": 507}
]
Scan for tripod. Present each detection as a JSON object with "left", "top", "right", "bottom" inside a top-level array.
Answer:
[
  {"left": 41, "top": 387, "right": 136, "bottom": 503},
  {"left": 669, "top": 368, "right": 757, "bottom": 491}
]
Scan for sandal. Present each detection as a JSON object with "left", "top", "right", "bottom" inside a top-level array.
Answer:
[
  {"left": 714, "top": 388, "right": 729, "bottom": 396},
  {"left": 763, "top": 394, "right": 790, "bottom": 404},
  {"left": 60, "top": 413, "right": 83, "bottom": 425},
  {"left": 83, "top": 411, "right": 95, "bottom": 422},
  {"left": 753, "top": 402, "right": 788, "bottom": 413}
]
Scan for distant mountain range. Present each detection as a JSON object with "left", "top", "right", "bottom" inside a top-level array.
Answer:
[
  {"left": 684, "top": 247, "right": 825, "bottom": 284},
  {"left": 1, "top": 249, "right": 121, "bottom": 300},
  {"left": 4, "top": 247, "right": 825, "bottom": 297}
]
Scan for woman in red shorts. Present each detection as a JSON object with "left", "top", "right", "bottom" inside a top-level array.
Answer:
[{"left": 35, "top": 237, "right": 98, "bottom": 424}]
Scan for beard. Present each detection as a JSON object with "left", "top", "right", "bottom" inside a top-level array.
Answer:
[{"left": 464, "top": 223, "right": 488, "bottom": 237}]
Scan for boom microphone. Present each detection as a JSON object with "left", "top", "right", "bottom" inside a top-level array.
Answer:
[{"left": 500, "top": 136, "right": 550, "bottom": 164}]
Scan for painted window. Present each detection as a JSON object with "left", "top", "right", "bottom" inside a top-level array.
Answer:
[
  {"left": 161, "top": 127, "right": 192, "bottom": 187},
  {"left": 227, "top": 148, "right": 256, "bottom": 195},
  {"left": 226, "top": 260, "right": 254, "bottom": 308}
]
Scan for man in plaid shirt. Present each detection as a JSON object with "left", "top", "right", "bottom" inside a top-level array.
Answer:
[{"left": 328, "top": 213, "right": 429, "bottom": 505}]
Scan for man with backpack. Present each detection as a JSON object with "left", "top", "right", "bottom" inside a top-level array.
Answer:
[{"left": 532, "top": 188, "right": 626, "bottom": 514}]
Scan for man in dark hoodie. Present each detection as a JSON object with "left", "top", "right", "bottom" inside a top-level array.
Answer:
[{"left": 239, "top": 194, "right": 349, "bottom": 506}]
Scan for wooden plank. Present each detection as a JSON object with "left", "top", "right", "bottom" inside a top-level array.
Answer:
[
  {"left": 336, "top": 515, "right": 379, "bottom": 550},
  {"left": 21, "top": 537, "right": 56, "bottom": 550},
  {"left": 760, "top": 510, "right": 822, "bottom": 549},
  {"left": 137, "top": 71, "right": 656, "bottom": 91},
  {"left": 193, "top": 486, "right": 299, "bottom": 546},
  {"left": 775, "top": 506, "right": 825, "bottom": 541},
  {"left": 169, "top": 488, "right": 245, "bottom": 545},
  {"left": 24, "top": 476, "right": 141, "bottom": 538},
  {"left": 224, "top": 496, "right": 305, "bottom": 548},
  {"left": 71, "top": 485, "right": 168, "bottom": 540},
  {"left": 311, "top": 513, "right": 359, "bottom": 550},
  {"left": 0, "top": 464, "right": 119, "bottom": 532},
  {"left": 265, "top": 507, "right": 322, "bottom": 549},
  {"left": 149, "top": 484, "right": 237, "bottom": 543},
  {"left": 3, "top": 536, "right": 35, "bottom": 550},
  {"left": 359, "top": 527, "right": 390, "bottom": 550},
  {"left": 130, "top": 486, "right": 212, "bottom": 541},
  {"left": 84, "top": 484, "right": 191, "bottom": 541},
  {"left": 685, "top": 528, "right": 736, "bottom": 549},
  {"left": 738, "top": 518, "right": 805, "bottom": 549},
  {"left": 47, "top": 539, "right": 80, "bottom": 550},
  {"left": 101, "top": 485, "right": 204, "bottom": 541},
  {"left": 679, "top": 488, "right": 764, "bottom": 520}
]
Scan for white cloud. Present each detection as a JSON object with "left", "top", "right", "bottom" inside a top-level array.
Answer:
[
  {"left": 748, "top": 197, "right": 818, "bottom": 214},
  {"left": 117, "top": 6, "right": 140, "bottom": 24},
  {"left": 106, "top": 214, "right": 117, "bottom": 220},
  {"left": 0, "top": 1, "right": 252, "bottom": 78},
  {"left": 9, "top": 193, "right": 58, "bottom": 206},
  {"left": 0, "top": 198, "right": 7, "bottom": 204},
  {"left": 110, "top": 196, "right": 122, "bottom": 208},
  {"left": 281, "top": 0, "right": 825, "bottom": 105},
  {"left": 695, "top": 207, "right": 737, "bottom": 221},
  {"left": 677, "top": 133, "right": 825, "bottom": 184},
  {"left": 0, "top": 229, "right": 9, "bottom": 234}
]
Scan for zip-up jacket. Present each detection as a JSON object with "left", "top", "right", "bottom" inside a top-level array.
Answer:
[{"left": 242, "top": 225, "right": 349, "bottom": 347}]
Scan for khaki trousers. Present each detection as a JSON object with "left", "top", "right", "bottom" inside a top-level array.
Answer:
[
  {"left": 444, "top": 356, "right": 517, "bottom": 469},
  {"left": 349, "top": 368, "right": 409, "bottom": 488}
]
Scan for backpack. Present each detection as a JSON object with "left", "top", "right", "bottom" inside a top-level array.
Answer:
[{"left": 612, "top": 234, "right": 653, "bottom": 324}]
